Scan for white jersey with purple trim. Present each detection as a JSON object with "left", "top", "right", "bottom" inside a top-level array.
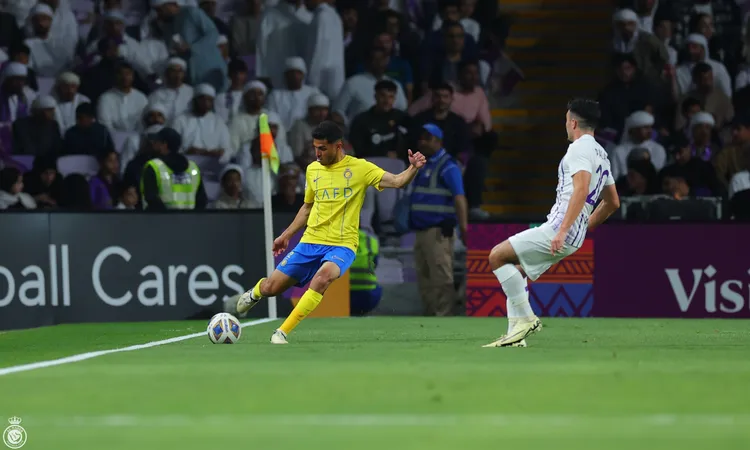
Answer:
[{"left": 545, "top": 134, "right": 615, "bottom": 248}]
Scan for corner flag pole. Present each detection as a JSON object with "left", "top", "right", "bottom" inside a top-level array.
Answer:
[{"left": 259, "top": 113, "right": 280, "bottom": 320}]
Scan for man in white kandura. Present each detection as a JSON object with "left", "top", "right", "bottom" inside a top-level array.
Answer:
[{"left": 483, "top": 99, "right": 621, "bottom": 348}]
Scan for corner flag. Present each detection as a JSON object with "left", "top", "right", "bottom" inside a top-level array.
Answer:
[{"left": 258, "top": 113, "right": 280, "bottom": 174}]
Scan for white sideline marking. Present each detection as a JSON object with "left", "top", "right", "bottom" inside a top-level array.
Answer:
[
  {"left": 26, "top": 414, "right": 750, "bottom": 428},
  {"left": 0, "top": 318, "right": 277, "bottom": 377}
]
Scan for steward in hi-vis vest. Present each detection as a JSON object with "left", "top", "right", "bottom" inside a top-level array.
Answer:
[
  {"left": 140, "top": 127, "right": 208, "bottom": 211},
  {"left": 349, "top": 229, "right": 382, "bottom": 316}
]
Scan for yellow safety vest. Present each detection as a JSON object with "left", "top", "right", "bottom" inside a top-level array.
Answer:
[
  {"left": 350, "top": 231, "right": 379, "bottom": 291},
  {"left": 140, "top": 158, "right": 201, "bottom": 210}
]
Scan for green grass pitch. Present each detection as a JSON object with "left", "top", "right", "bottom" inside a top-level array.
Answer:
[{"left": 1, "top": 317, "right": 749, "bottom": 449}]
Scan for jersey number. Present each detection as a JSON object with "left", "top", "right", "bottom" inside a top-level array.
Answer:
[{"left": 586, "top": 165, "right": 609, "bottom": 206}]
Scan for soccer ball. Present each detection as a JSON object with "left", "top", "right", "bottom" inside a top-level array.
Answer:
[{"left": 207, "top": 313, "right": 242, "bottom": 344}]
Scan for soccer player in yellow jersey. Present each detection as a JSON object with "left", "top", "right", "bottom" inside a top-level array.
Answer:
[{"left": 236, "top": 121, "right": 427, "bottom": 344}]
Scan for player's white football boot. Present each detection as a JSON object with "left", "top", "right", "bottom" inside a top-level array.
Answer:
[
  {"left": 270, "top": 329, "right": 288, "bottom": 344},
  {"left": 236, "top": 290, "right": 260, "bottom": 316},
  {"left": 483, "top": 316, "right": 542, "bottom": 347},
  {"left": 482, "top": 336, "right": 528, "bottom": 348}
]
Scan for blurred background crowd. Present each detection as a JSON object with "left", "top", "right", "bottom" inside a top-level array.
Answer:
[{"left": 0, "top": 0, "right": 503, "bottom": 217}]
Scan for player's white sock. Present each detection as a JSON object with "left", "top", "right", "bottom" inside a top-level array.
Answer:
[{"left": 493, "top": 265, "right": 535, "bottom": 321}]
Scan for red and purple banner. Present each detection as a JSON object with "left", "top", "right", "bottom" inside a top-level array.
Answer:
[
  {"left": 594, "top": 224, "right": 750, "bottom": 318},
  {"left": 466, "top": 223, "right": 750, "bottom": 318}
]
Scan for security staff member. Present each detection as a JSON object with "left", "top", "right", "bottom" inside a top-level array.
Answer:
[
  {"left": 349, "top": 229, "right": 382, "bottom": 316},
  {"left": 140, "top": 127, "right": 208, "bottom": 211},
  {"left": 410, "top": 123, "right": 468, "bottom": 316}
]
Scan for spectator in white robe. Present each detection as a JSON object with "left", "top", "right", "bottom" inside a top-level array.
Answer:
[
  {"left": 6, "top": 0, "right": 36, "bottom": 28},
  {"left": 256, "top": 0, "right": 312, "bottom": 89},
  {"left": 0, "top": 63, "right": 38, "bottom": 124},
  {"left": 24, "top": 4, "right": 74, "bottom": 77},
  {"left": 52, "top": 72, "right": 90, "bottom": 135},
  {"left": 147, "top": 57, "right": 194, "bottom": 123},
  {"left": 237, "top": 110, "right": 294, "bottom": 204},
  {"left": 230, "top": 0, "right": 263, "bottom": 57},
  {"left": 287, "top": 92, "right": 328, "bottom": 168},
  {"left": 610, "top": 110, "right": 667, "bottom": 179},
  {"left": 31, "top": 0, "right": 78, "bottom": 71},
  {"left": 217, "top": 34, "right": 230, "bottom": 63},
  {"left": 228, "top": 79, "right": 268, "bottom": 156},
  {"left": 215, "top": 58, "right": 249, "bottom": 123},
  {"left": 83, "top": 10, "right": 152, "bottom": 79},
  {"left": 172, "top": 83, "right": 233, "bottom": 162},
  {"left": 333, "top": 46, "right": 407, "bottom": 126},
  {"left": 120, "top": 104, "right": 168, "bottom": 175},
  {"left": 304, "top": 0, "right": 344, "bottom": 99},
  {"left": 97, "top": 61, "right": 149, "bottom": 133},
  {"left": 676, "top": 34, "right": 731, "bottom": 98},
  {"left": 266, "top": 57, "right": 321, "bottom": 130}
]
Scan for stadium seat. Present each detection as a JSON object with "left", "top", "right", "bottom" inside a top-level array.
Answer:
[
  {"left": 111, "top": 131, "right": 137, "bottom": 154},
  {"left": 37, "top": 77, "right": 55, "bottom": 96},
  {"left": 365, "top": 157, "right": 406, "bottom": 224},
  {"left": 57, "top": 155, "right": 99, "bottom": 178},
  {"left": 187, "top": 155, "right": 224, "bottom": 181},
  {"left": 731, "top": 190, "right": 750, "bottom": 220},
  {"left": 645, "top": 198, "right": 719, "bottom": 221},
  {"left": 203, "top": 180, "right": 221, "bottom": 201},
  {"left": 11, "top": 155, "right": 34, "bottom": 172}
]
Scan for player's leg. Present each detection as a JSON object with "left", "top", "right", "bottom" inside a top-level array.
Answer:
[
  {"left": 237, "top": 245, "right": 313, "bottom": 315},
  {"left": 236, "top": 269, "right": 299, "bottom": 315},
  {"left": 482, "top": 232, "right": 544, "bottom": 347},
  {"left": 271, "top": 246, "right": 355, "bottom": 344}
]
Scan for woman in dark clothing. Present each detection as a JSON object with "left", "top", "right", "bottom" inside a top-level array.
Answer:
[
  {"left": 22, "top": 154, "right": 63, "bottom": 209},
  {"left": 0, "top": 167, "right": 36, "bottom": 210},
  {"left": 60, "top": 174, "right": 93, "bottom": 211}
]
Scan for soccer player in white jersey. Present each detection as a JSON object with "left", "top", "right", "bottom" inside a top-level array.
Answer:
[{"left": 483, "top": 99, "right": 621, "bottom": 348}]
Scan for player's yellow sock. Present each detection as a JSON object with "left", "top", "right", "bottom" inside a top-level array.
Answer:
[
  {"left": 279, "top": 289, "right": 323, "bottom": 335},
  {"left": 252, "top": 278, "right": 265, "bottom": 300}
]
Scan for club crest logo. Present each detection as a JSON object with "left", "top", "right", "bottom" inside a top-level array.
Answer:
[
  {"left": 343, "top": 168, "right": 352, "bottom": 180},
  {"left": 3, "top": 417, "right": 27, "bottom": 449}
]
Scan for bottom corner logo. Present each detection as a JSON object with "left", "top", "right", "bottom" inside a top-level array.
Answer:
[{"left": 3, "top": 417, "right": 27, "bottom": 449}]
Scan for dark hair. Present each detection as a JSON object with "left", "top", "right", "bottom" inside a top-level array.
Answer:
[
  {"left": 8, "top": 42, "right": 30, "bottom": 58},
  {"left": 691, "top": 62, "right": 712, "bottom": 78},
  {"left": 75, "top": 102, "right": 95, "bottom": 118},
  {"left": 612, "top": 52, "right": 637, "bottom": 67},
  {"left": 367, "top": 45, "right": 388, "bottom": 60},
  {"left": 688, "top": 13, "right": 711, "bottom": 34},
  {"left": 60, "top": 174, "right": 92, "bottom": 210},
  {"left": 311, "top": 121, "right": 344, "bottom": 143},
  {"left": 440, "top": 0, "right": 460, "bottom": 11},
  {"left": 0, "top": 167, "right": 21, "bottom": 192},
  {"left": 374, "top": 79, "right": 398, "bottom": 93},
  {"left": 567, "top": 98, "right": 600, "bottom": 130},
  {"left": 430, "top": 81, "right": 454, "bottom": 94},
  {"left": 458, "top": 59, "right": 479, "bottom": 73},
  {"left": 115, "top": 61, "right": 135, "bottom": 73},
  {"left": 228, "top": 58, "right": 248, "bottom": 74},
  {"left": 668, "top": 133, "right": 690, "bottom": 151},
  {"left": 442, "top": 20, "right": 463, "bottom": 32},
  {"left": 96, "top": 148, "right": 118, "bottom": 164},
  {"left": 681, "top": 97, "right": 701, "bottom": 115}
]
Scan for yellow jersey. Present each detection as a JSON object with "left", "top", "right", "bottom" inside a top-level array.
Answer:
[{"left": 300, "top": 155, "right": 385, "bottom": 252}]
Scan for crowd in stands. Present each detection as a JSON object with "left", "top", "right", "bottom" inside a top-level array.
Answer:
[
  {"left": 0, "top": 0, "right": 501, "bottom": 218},
  {"left": 603, "top": 0, "right": 750, "bottom": 219}
]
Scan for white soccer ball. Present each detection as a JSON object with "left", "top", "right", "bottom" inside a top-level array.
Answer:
[{"left": 207, "top": 313, "right": 242, "bottom": 344}]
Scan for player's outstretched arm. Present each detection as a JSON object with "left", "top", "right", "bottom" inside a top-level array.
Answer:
[
  {"left": 588, "top": 184, "right": 620, "bottom": 231},
  {"left": 379, "top": 149, "right": 427, "bottom": 189}
]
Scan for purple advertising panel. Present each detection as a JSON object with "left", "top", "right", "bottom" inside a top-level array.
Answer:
[{"left": 594, "top": 224, "right": 750, "bottom": 318}]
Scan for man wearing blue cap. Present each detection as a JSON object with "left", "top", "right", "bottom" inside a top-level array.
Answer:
[{"left": 410, "top": 123, "right": 468, "bottom": 316}]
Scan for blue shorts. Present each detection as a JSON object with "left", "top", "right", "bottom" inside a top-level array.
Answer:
[{"left": 277, "top": 243, "right": 356, "bottom": 287}]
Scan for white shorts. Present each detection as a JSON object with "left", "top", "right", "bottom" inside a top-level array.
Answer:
[{"left": 507, "top": 223, "right": 579, "bottom": 281}]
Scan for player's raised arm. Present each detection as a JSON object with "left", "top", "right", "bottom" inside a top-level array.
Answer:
[
  {"left": 379, "top": 149, "right": 427, "bottom": 189},
  {"left": 588, "top": 184, "right": 620, "bottom": 231}
]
